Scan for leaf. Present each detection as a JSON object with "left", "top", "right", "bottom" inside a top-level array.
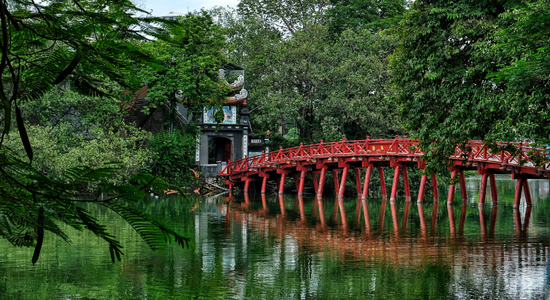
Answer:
[
  {"left": 53, "top": 47, "right": 83, "bottom": 85},
  {"left": 32, "top": 207, "right": 44, "bottom": 265},
  {"left": 15, "top": 105, "right": 33, "bottom": 162},
  {"left": 102, "top": 201, "right": 191, "bottom": 251}
]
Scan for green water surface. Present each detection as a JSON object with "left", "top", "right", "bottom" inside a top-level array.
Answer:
[{"left": 1, "top": 176, "right": 549, "bottom": 299}]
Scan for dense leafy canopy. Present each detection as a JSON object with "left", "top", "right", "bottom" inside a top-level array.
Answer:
[
  {"left": 136, "top": 11, "right": 230, "bottom": 115},
  {"left": 327, "top": 0, "right": 408, "bottom": 33}
]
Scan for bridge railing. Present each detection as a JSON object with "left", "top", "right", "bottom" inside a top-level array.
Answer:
[{"left": 220, "top": 138, "right": 549, "bottom": 176}]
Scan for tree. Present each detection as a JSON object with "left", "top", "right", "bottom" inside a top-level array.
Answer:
[
  {"left": 0, "top": 0, "right": 190, "bottom": 263},
  {"left": 487, "top": 0, "right": 550, "bottom": 140},
  {"left": 327, "top": 0, "right": 408, "bottom": 34},
  {"left": 136, "top": 11, "right": 230, "bottom": 119},
  {"left": 389, "top": 0, "right": 513, "bottom": 174},
  {"left": 237, "top": 0, "right": 331, "bottom": 36}
]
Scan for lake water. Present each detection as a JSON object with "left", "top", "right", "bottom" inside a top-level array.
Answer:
[{"left": 1, "top": 176, "right": 549, "bottom": 299}]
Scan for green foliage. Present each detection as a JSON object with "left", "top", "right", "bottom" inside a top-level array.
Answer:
[
  {"left": 0, "top": 149, "right": 190, "bottom": 263},
  {"left": 136, "top": 11, "right": 230, "bottom": 116},
  {"left": 389, "top": 0, "right": 512, "bottom": 174},
  {"left": 486, "top": 0, "right": 550, "bottom": 138},
  {"left": 0, "top": 0, "right": 191, "bottom": 263},
  {"left": 4, "top": 124, "right": 153, "bottom": 186},
  {"left": 327, "top": 0, "right": 408, "bottom": 34},
  {"left": 149, "top": 127, "right": 199, "bottom": 186},
  {"left": 237, "top": 0, "right": 330, "bottom": 36}
]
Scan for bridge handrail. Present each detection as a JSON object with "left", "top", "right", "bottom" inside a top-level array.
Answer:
[{"left": 220, "top": 138, "right": 549, "bottom": 176}]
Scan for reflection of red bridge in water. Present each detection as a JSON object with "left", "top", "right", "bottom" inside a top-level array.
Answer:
[
  {"left": 220, "top": 137, "right": 550, "bottom": 207},
  {"left": 222, "top": 193, "right": 538, "bottom": 266}
]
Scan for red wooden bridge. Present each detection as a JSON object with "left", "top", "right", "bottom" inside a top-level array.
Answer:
[{"left": 220, "top": 137, "right": 550, "bottom": 208}]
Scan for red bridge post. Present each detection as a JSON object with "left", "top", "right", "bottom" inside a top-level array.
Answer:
[
  {"left": 390, "top": 165, "right": 401, "bottom": 202},
  {"left": 361, "top": 164, "right": 373, "bottom": 200},
  {"left": 459, "top": 169, "right": 467, "bottom": 202},
  {"left": 260, "top": 173, "right": 270, "bottom": 194},
  {"left": 277, "top": 170, "right": 289, "bottom": 194},
  {"left": 447, "top": 169, "right": 458, "bottom": 205},
  {"left": 513, "top": 177, "right": 533, "bottom": 208},
  {"left": 490, "top": 174, "right": 498, "bottom": 204},
  {"left": 377, "top": 167, "right": 387, "bottom": 200},
  {"left": 417, "top": 173, "right": 427, "bottom": 203},
  {"left": 354, "top": 168, "right": 362, "bottom": 197},
  {"left": 338, "top": 165, "right": 349, "bottom": 198},
  {"left": 298, "top": 168, "right": 307, "bottom": 195},
  {"left": 431, "top": 174, "right": 439, "bottom": 202},
  {"left": 317, "top": 167, "right": 327, "bottom": 195},
  {"left": 312, "top": 171, "right": 320, "bottom": 195}
]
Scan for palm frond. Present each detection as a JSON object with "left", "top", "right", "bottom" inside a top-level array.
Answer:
[{"left": 102, "top": 201, "right": 191, "bottom": 251}]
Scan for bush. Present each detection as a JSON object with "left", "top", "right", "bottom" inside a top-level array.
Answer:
[
  {"left": 4, "top": 124, "right": 153, "bottom": 186},
  {"left": 148, "top": 128, "right": 198, "bottom": 186}
]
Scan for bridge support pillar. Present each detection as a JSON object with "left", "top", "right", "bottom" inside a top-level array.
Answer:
[
  {"left": 390, "top": 164, "right": 410, "bottom": 202},
  {"left": 243, "top": 177, "right": 252, "bottom": 193},
  {"left": 293, "top": 174, "right": 300, "bottom": 192},
  {"left": 317, "top": 168, "right": 327, "bottom": 195},
  {"left": 260, "top": 174, "right": 270, "bottom": 194},
  {"left": 390, "top": 166, "right": 401, "bottom": 202},
  {"left": 478, "top": 168, "right": 499, "bottom": 205},
  {"left": 354, "top": 168, "right": 362, "bottom": 197},
  {"left": 447, "top": 169, "right": 458, "bottom": 205},
  {"left": 312, "top": 171, "right": 320, "bottom": 195},
  {"left": 332, "top": 169, "right": 340, "bottom": 194},
  {"left": 523, "top": 179, "right": 532, "bottom": 206},
  {"left": 403, "top": 166, "right": 411, "bottom": 201},
  {"left": 297, "top": 169, "right": 307, "bottom": 195},
  {"left": 338, "top": 166, "right": 349, "bottom": 198},
  {"left": 277, "top": 170, "right": 290, "bottom": 194},
  {"left": 417, "top": 174, "right": 427, "bottom": 203},
  {"left": 377, "top": 167, "right": 387, "bottom": 200},
  {"left": 362, "top": 165, "right": 373, "bottom": 200},
  {"left": 513, "top": 176, "right": 532, "bottom": 209},
  {"left": 225, "top": 180, "right": 234, "bottom": 192},
  {"left": 479, "top": 172, "right": 489, "bottom": 205},
  {"left": 459, "top": 169, "right": 467, "bottom": 202},
  {"left": 490, "top": 174, "right": 498, "bottom": 204},
  {"left": 431, "top": 174, "right": 439, "bottom": 202}
]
